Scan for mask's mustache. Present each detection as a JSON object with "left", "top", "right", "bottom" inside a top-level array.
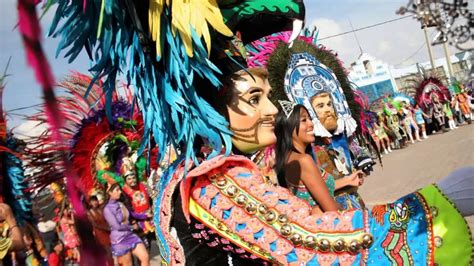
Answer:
[
  {"left": 230, "top": 117, "right": 275, "bottom": 144},
  {"left": 321, "top": 114, "right": 337, "bottom": 122}
]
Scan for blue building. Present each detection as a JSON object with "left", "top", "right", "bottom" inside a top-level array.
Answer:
[{"left": 348, "top": 54, "right": 398, "bottom": 103}]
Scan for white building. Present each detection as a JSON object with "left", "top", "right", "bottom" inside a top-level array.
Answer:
[
  {"left": 349, "top": 51, "right": 472, "bottom": 103},
  {"left": 391, "top": 51, "right": 471, "bottom": 90},
  {"left": 348, "top": 53, "right": 398, "bottom": 103}
]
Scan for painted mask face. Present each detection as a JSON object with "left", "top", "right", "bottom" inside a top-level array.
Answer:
[
  {"left": 293, "top": 108, "right": 315, "bottom": 144},
  {"left": 310, "top": 93, "right": 338, "bottom": 131},
  {"left": 226, "top": 74, "right": 278, "bottom": 154}
]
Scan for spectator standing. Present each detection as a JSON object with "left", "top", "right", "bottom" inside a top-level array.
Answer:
[{"left": 37, "top": 215, "right": 58, "bottom": 254}]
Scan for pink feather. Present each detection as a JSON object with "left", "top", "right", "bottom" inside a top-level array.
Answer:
[{"left": 16, "top": 1, "right": 106, "bottom": 264}]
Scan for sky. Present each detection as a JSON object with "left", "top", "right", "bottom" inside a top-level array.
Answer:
[{"left": 0, "top": 0, "right": 462, "bottom": 132}]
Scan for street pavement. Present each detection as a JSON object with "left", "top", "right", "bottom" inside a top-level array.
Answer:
[{"left": 359, "top": 123, "right": 474, "bottom": 233}]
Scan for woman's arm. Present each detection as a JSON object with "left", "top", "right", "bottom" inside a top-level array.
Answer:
[
  {"left": 334, "top": 170, "right": 364, "bottom": 190},
  {"left": 0, "top": 203, "right": 25, "bottom": 252},
  {"left": 297, "top": 155, "right": 340, "bottom": 212},
  {"left": 103, "top": 205, "right": 131, "bottom": 231}
]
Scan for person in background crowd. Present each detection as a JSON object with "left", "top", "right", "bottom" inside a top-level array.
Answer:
[
  {"left": 401, "top": 103, "right": 421, "bottom": 143},
  {"left": 21, "top": 226, "right": 43, "bottom": 266},
  {"left": 452, "top": 95, "right": 464, "bottom": 124},
  {"left": 48, "top": 240, "right": 64, "bottom": 266},
  {"left": 103, "top": 183, "right": 149, "bottom": 266},
  {"left": 37, "top": 214, "right": 58, "bottom": 254},
  {"left": 87, "top": 195, "right": 114, "bottom": 266},
  {"left": 414, "top": 103, "right": 429, "bottom": 139},
  {"left": 59, "top": 206, "right": 80, "bottom": 263},
  {"left": 0, "top": 203, "right": 25, "bottom": 262},
  {"left": 375, "top": 114, "right": 392, "bottom": 153},
  {"left": 456, "top": 87, "right": 473, "bottom": 122},
  {"left": 444, "top": 99, "right": 458, "bottom": 130}
]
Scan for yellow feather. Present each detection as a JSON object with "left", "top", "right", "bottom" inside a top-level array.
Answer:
[
  {"left": 203, "top": 0, "right": 233, "bottom": 37},
  {"left": 201, "top": 21, "right": 211, "bottom": 54},
  {"left": 149, "top": 0, "right": 164, "bottom": 57},
  {"left": 148, "top": 0, "right": 233, "bottom": 58}
]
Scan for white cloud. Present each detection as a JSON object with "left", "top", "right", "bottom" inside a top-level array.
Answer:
[
  {"left": 307, "top": 12, "right": 464, "bottom": 70},
  {"left": 13, "top": 120, "right": 47, "bottom": 140},
  {"left": 309, "top": 18, "right": 361, "bottom": 66}
]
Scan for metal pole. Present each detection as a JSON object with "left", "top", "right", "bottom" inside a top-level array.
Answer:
[
  {"left": 442, "top": 41, "right": 454, "bottom": 81},
  {"left": 423, "top": 26, "right": 436, "bottom": 71}
]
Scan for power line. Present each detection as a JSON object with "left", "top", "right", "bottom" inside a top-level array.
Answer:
[
  {"left": 394, "top": 31, "right": 437, "bottom": 66},
  {"left": 5, "top": 103, "right": 43, "bottom": 113},
  {"left": 318, "top": 15, "right": 413, "bottom": 40}
]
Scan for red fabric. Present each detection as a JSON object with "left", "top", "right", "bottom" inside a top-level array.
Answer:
[
  {"left": 123, "top": 183, "right": 150, "bottom": 213},
  {"left": 48, "top": 252, "right": 62, "bottom": 266}
]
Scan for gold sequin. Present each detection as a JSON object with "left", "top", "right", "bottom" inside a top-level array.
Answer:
[{"left": 332, "top": 239, "right": 346, "bottom": 252}]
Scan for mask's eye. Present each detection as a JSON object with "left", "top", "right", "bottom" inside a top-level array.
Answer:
[{"left": 249, "top": 96, "right": 260, "bottom": 105}]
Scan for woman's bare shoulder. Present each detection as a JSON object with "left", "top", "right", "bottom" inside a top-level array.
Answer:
[{"left": 288, "top": 153, "right": 316, "bottom": 168}]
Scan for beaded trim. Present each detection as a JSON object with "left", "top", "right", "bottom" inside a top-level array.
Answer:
[
  {"left": 189, "top": 169, "right": 374, "bottom": 264},
  {"left": 360, "top": 206, "right": 370, "bottom": 265},
  {"left": 212, "top": 173, "right": 371, "bottom": 252},
  {"left": 413, "top": 191, "right": 434, "bottom": 266}
]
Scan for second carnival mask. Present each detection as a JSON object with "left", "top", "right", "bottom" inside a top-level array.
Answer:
[{"left": 284, "top": 52, "right": 357, "bottom": 137}]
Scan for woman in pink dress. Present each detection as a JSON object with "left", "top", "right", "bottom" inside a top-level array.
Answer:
[{"left": 59, "top": 207, "right": 80, "bottom": 263}]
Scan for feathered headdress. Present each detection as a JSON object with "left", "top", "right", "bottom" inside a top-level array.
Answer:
[
  {"left": 402, "top": 67, "right": 451, "bottom": 111},
  {"left": 0, "top": 61, "right": 33, "bottom": 226},
  {"left": 18, "top": 0, "right": 306, "bottom": 263},
  {"left": 24, "top": 72, "right": 141, "bottom": 195},
  {"left": 266, "top": 38, "right": 359, "bottom": 137}
]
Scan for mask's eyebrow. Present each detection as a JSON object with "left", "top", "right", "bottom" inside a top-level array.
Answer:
[{"left": 241, "top": 87, "right": 263, "bottom": 97}]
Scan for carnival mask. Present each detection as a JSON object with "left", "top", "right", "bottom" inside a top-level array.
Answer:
[
  {"left": 226, "top": 73, "right": 278, "bottom": 154},
  {"left": 310, "top": 92, "right": 338, "bottom": 132},
  {"left": 284, "top": 52, "right": 356, "bottom": 137}
]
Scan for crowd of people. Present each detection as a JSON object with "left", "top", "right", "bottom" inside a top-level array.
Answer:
[
  {"left": 364, "top": 88, "right": 472, "bottom": 157},
  {"left": 1, "top": 183, "right": 155, "bottom": 265},
  {"left": 1, "top": 0, "right": 473, "bottom": 265}
]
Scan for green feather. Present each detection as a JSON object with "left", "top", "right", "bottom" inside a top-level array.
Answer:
[{"left": 97, "top": 169, "right": 125, "bottom": 187}]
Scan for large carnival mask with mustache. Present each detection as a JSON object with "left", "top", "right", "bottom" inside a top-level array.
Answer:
[
  {"left": 284, "top": 52, "right": 355, "bottom": 137},
  {"left": 225, "top": 70, "right": 278, "bottom": 154},
  {"left": 310, "top": 92, "right": 338, "bottom": 132}
]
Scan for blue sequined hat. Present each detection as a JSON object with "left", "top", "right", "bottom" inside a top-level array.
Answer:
[{"left": 284, "top": 52, "right": 357, "bottom": 137}]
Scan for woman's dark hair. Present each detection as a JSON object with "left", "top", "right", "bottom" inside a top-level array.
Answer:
[
  {"left": 106, "top": 183, "right": 120, "bottom": 195},
  {"left": 275, "top": 104, "right": 309, "bottom": 187}
]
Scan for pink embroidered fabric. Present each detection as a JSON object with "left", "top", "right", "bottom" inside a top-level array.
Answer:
[{"left": 186, "top": 155, "right": 364, "bottom": 264}]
